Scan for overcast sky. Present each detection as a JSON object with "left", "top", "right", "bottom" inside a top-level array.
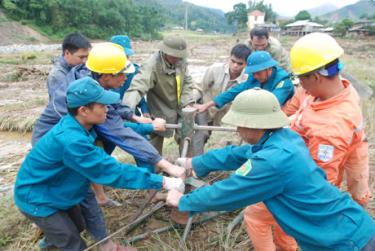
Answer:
[{"left": 184, "top": 0, "right": 359, "bottom": 16}]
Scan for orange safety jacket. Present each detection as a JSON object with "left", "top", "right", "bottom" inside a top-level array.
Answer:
[{"left": 288, "top": 79, "right": 371, "bottom": 205}]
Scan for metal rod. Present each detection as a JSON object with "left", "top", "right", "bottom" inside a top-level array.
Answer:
[
  {"left": 166, "top": 123, "right": 237, "bottom": 132},
  {"left": 84, "top": 201, "right": 165, "bottom": 251},
  {"left": 194, "top": 125, "right": 237, "bottom": 132},
  {"left": 165, "top": 123, "right": 181, "bottom": 129},
  {"left": 180, "top": 215, "right": 194, "bottom": 247},
  {"left": 181, "top": 138, "right": 190, "bottom": 158}
]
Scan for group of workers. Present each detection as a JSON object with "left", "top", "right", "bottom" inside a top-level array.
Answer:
[{"left": 13, "top": 26, "right": 375, "bottom": 251}]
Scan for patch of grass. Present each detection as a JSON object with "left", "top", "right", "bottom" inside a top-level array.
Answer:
[
  {"left": 0, "top": 194, "right": 36, "bottom": 249},
  {"left": 344, "top": 57, "right": 375, "bottom": 88},
  {"left": 0, "top": 52, "right": 55, "bottom": 66},
  {"left": 0, "top": 113, "right": 38, "bottom": 133}
]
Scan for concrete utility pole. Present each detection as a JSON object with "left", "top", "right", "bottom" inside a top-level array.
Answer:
[{"left": 185, "top": 4, "right": 188, "bottom": 30}]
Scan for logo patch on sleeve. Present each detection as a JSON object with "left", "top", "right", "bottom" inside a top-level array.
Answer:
[
  {"left": 235, "top": 160, "right": 253, "bottom": 176},
  {"left": 318, "top": 144, "right": 334, "bottom": 162},
  {"left": 275, "top": 81, "right": 285, "bottom": 89}
]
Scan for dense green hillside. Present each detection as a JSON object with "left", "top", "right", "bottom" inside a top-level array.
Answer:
[
  {"left": 320, "top": 0, "right": 375, "bottom": 22},
  {"left": 0, "top": 0, "right": 233, "bottom": 40},
  {"left": 135, "top": 0, "right": 233, "bottom": 33}
]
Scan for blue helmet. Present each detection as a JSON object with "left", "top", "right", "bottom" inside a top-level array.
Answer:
[
  {"left": 110, "top": 35, "right": 134, "bottom": 57},
  {"left": 245, "top": 51, "right": 278, "bottom": 74}
]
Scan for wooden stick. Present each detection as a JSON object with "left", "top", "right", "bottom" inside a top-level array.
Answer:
[
  {"left": 123, "top": 211, "right": 227, "bottom": 244},
  {"left": 84, "top": 202, "right": 165, "bottom": 250}
]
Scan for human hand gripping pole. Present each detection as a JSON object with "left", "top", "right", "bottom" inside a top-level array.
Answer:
[
  {"left": 175, "top": 157, "right": 195, "bottom": 177},
  {"left": 193, "top": 101, "right": 215, "bottom": 113},
  {"left": 151, "top": 118, "right": 166, "bottom": 132}
]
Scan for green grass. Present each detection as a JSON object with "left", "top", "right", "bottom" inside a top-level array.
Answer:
[
  {"left": 343, "top": 57, "right": 375, "bottom": 88},
  {"left": 0, "top": 194, "right": 35, "bottom": 248},
  {"left": 0, "top": 52, "right": 56, "bottom": 66}
]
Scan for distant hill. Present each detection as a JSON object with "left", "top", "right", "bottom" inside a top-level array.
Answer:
[
  {"left": 0, "top": 10, "right": 49, "bottom": 45},
  {"left": 135, "top": 0, "right": 234, "bottom": 33},
  {"left": 308, "top": 3, "right": 339, "bottom": 17},
  {"left": 320, "top": 0, "right": 375, "bottom": 22}
]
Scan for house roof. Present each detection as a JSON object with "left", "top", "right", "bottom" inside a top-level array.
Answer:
[
  {"left": 249, "top": 10, "right": 265, "bottom": 17},
  {"left": 286, "top": 20, "right": 323, "bottom": 27}
]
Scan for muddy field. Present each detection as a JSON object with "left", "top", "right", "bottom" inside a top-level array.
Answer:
[{"left": 0, "top": 32, "right": 374, "bottom": 250}]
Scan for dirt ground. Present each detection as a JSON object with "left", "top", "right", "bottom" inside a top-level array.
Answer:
[{"left": 0, "top": 32, "right": 374, "bottom": 250}]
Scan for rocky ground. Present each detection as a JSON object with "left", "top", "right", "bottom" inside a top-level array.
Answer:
[{"left": 0, "top": 33, "right": 374, "bottom": 250}]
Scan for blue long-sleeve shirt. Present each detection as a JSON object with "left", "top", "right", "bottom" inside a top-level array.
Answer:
[
  {"left": 15, "top": 115, "right": 163, "bottom": 217},
  {"left": 46, "top": 56, "right": 72, "bottom": 100},
  {"left": 213, "top": 66, "right": 294, "bottom": 108},
  {"left": 112, "top": 63, "right": 149, "bottom": 114},
  {"left": 179, "top": 129, "right": 375, "bottom": 251},
  {"left": 31, "top": 64, "right": 161, "bottom": 165}
]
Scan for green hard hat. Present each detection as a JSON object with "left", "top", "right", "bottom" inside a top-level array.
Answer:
[
  {"left": 159, "top": 35, "right": 187, "bottom": 58},
  {"left": 222, "top": 88, "right": 289, "bottom": 129}
]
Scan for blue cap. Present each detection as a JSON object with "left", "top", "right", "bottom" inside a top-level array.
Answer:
[
  {"left": 67, "top": 77, "right": 120, "bottom": 108},
  {"left": 111, "top": 35, "right": 134, "bottom": 57},
  {"left": 245, "top": 51, "right": 278, "bottom": 74}
]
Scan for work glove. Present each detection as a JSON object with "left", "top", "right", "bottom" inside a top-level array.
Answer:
[
  {"left": 176, "top": 157, "right": 193, "bottom": 177},
  {"left": 166, "top": 189, "right": 184, "bottom": 207},
  {"left": 166, "top": 164, "right": 186, "bottom": 180},
  {"left": 163, "top": 177, "right": 185, "bottom": 193}
]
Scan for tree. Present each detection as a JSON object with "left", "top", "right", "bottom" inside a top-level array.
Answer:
[
  {"left": 225, "top": 3, "right": 248, "bottom": 33},
  {"left": 295, "top": 10, "right": 311, "bottom": 21},
  {"left": 0, "top": 0, "right": 166, "bottom": 39},
  {"left": 248, "top": 0, "right": 277, "bottom": 23},
  {"left": 334, "top": 19, "right": 354, "bottom": 37}
]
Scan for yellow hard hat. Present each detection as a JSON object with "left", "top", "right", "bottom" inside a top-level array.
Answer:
[
  {"left": 290, "top": 33, "right": 344, "bottom": 76},
  {"left": 86, "top": 42, "right": 127, "bottom": 74}
]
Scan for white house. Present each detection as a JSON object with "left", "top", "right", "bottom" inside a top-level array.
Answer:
[{"left": 247, "top": 10, "right": 265, "bottom": 31}]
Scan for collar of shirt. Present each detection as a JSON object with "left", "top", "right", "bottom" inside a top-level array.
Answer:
[
  {"left": 309, "top": 79, "right": 351, "bottom": 112},
  {"left": 261, "top": 67, "right": 277, "bottom": 89},
  {"left": 252, "top": 129, "right": 274, "bottom": 152},
  {"left": 66, "top": 114, "right": 97, "bottom": 140},
  {"left": 224, "top": 63, "right": 247, "bottom": 84},
  {"left": 59, "top": 55, "right": 74, "bottom": 71},
  {"left": 159, "top": 51, "right": 178, "bottom": 75}
]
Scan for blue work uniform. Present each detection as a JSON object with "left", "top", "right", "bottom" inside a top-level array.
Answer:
[
  {"left": 32, "top": 64, "right": 161, "bottom": 169},
  {"left": 15, "top": 114, "right": 163, "bottom": 217},
  {"left": 111, "top": 63, "right": 153, "bottom": 139},
  {"left": 179, "top": 129, "right": 375, "bottom": 251},
  {"left": 46, "top": 56, "right": 72, "bottom": 100},
  {"left": 213, "top": 66, "right": 294, "bottom": 108},
  {"left": 67, "top": 65, "right": 160, "bottom": 170},
  {"left": 112, "top": 63, "right": 149, "bottom": 115}
]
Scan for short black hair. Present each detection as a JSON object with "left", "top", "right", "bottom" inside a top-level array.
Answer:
[
  {"left": 250, "top": 27, "right": 269, "bottom": 39},
  {"left": 67, "top": 103, "right": 95, "bottom": 116},
  {"left": 62, "top": 32, "right": 91, "bottom": 54},
  {"left": 231, "top": 44, "right": 252, "bottom": 61}
]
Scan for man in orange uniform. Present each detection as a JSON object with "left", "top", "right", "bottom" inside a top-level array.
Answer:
[{"left": 244, "top": 33, "right": 372, "bottom": 251}]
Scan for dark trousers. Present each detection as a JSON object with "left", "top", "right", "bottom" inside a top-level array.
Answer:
[
  {"left": 79, "top": 188, "right": 108, "bottom": 241},
  {"left": 191, "top": 111, "right": 211, "bottom": 156},
  {"left": 23, "top": 205, "right": 86, "bottom": 251},
  {"left": 361, "top": 234, "right": 375, "bottom": 251}
]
